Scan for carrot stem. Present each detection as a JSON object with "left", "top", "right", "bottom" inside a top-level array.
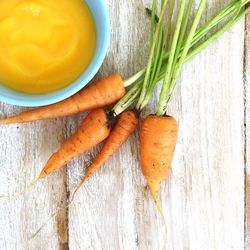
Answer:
[
  {"left": 124, "top": 69, "right": 145, "bottom": 87},
  {"left": 148, "top": 17, "right": 164, "bottom": 88},
  {"left": 157, "top": 0, "right": 206, "bottom": 116},
  {"left": 138, "top": 0, "right": 186, "bottom": 112},
  {"left": 192, "top": 0, "right": 239, "bottom": 44},
  {"left": 150, "top": 0, "right": 158, "bottom": 47},
  {"left": 116, "top": 5, "right": 249, "bottom": 116},
  {"left": 185, "top": 6, "right": 249, "bottom": 62},
  {"left": 124, "top": 0, "right": 247, "bottom": 88},
  {"left": 139, "top": 0, "right": 175, "bottom": 110},
  {"left": 117, "top": 0, "right": 249, "bottom": 116},
  {"left": 113, "top": 81, "right": 142, "bottom": 115},
  {"left": 136, "top": 0, "right": 169, "bottom": 109},
  {"left": 171, "top": 0, "right": 193, "bottom": 72}
]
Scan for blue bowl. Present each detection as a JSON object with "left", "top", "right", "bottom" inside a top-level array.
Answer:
[{"left": 0, "top": 0, "right": 110, "bottom": 107}]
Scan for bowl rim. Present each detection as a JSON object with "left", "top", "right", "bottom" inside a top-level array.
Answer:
[{"left": 0, "top": 0, "right": 110, "bottom": 107}]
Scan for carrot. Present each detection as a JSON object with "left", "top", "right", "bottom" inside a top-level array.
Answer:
[
  {"left": 140, "top": 115, "right": 178, "bottom": 224},
  {"left": 70, "top": 110, "right": 139, "bottom": 200},
  {"left": 13, "top": 0, "right": 250, "bottom": 239},
  {"left": 0, "top": 73, "right": 125, "bottom": 124},
  {"left": 0, "top": 108, "right": 111, "bottom": 199},
  {"left": 39, "top": 108, "right": 111, "bottom": 178},
  {"left": 25, "top": 110, "right": 138, "bottom": 237}
]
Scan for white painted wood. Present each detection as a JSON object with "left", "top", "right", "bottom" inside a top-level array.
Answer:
[
  {"left": 164, "top": 21, "right": 245, "bottom": 250},
  {"left": 0, "top": 105, "right": 68, "bottom": 249},
  {"left": 68, "top": 1, "right": 246, "bottom": 250},
  {"left": 0, "top": 1, "right": 247, "bottom": 250},
  {"left": 67, "top": 1, "right": 151, "bottom": 249}
]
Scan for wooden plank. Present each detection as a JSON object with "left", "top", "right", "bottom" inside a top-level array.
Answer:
[
  {"left": 245, "top": 12, "right": 250, "bottom": 249},
  {"left": 67, "top": 1, "right": 151, "bottom": 249},
  {"left": 0, "top": 105, "right": 68, "bottom": 249},
  {"left": 163, "top": 20, "right": 245, "bottom": 250},
  {"left": 0, "top": 1, "right": 246, "bottom": 249},
  {"left": 68, "top": 0, "right": 245, "bottom": 250}
]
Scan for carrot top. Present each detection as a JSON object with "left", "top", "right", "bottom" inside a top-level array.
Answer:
[{"left": 113, "top": 0, "right": 250, "bottom": 116}]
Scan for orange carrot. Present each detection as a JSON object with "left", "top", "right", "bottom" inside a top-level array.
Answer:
[
  {"left": 140, "top": 115, "right": 178, "bottom": 224},
  {"left": 70, "top": 110, "right": 139, "bottom": 200},
  {"left": 0, "top": 74, "right": 125, "bottom": 124},
  {"left": 19, "top": 110, "right": 138, "bottom": 234},
  {"left": 39, "top": 108, "right": 111, "bottom": 178},
  {"left": 1, "top": 108, "right": 112, "bottom": 199}
]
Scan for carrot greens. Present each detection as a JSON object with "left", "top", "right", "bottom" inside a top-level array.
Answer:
[
  {"left": 4, "top": 0, "right": 249, "bottom": 239},
  {"left": 114, "top": 0, "right": 250, "bottom": 116},
  {"left": 157, "top": 0, "right": 207, "bottom": 115},
  {"left": 137, "top": 0, "right": 169, "bottom": 111}
]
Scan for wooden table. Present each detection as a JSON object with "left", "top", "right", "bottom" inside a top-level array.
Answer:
[{"left": 0, "top": 0, "right": 249, "bottom": 249}]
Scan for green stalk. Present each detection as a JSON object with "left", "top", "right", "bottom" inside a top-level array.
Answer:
[
  {"left": 156, "top": 0, "right": 187, "bottom": 115},
  {"left": 136, "top": 0, "right": 168, "bottom": 109},
  {"left": 148, "top": 28, "right": 163, "bottom": 83},
  {"left": 185, "top": 6, "right": 250, "bottom": 62},
  {"left": 172, "top": 0, "right": 193, "bottom": 73},
  {"left": 114, "top": 1, "right": 250, "bottom": 116},
  {"left": 151, "top": 0, "right": 175, "bottom": 84},
  {"left": 123, "top": 0, "right": 247, "bottom": 88},
  {"left": 137, "top": 0, "right": 169, "bottom": 110},
  {"left": 113, "top": 82, "right": 142, "bottom": 115},
  {"left": 144, "top": 0, "right": 193, "bottom": 113},
  {"left": 164, "top": 0, "right": 175, "bottom": 49},
  {"left": 192, "top": 0, "right": 241, "bottom": 43},
  {"left": 139, "top": 0, "right": 175, "bottom": 109},
  {"left": 150, "top": 0, "right": 157, "bottom": 47},
  {"left": 124, "top": 69, "right": 145, "bottom": 87},
  {"left": 155, "top": 7, "right": 249, "bottom": 87},
  {"left": 159, "top": 0, "right": 207, "bottom": 115},
  {"left": 148, "top": 0, "right": 166, "bottom": 84}
]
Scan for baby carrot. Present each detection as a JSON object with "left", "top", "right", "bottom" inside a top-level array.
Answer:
[
  {"left": 0, "top": 74, "right": 125, "bottom": 124},
  {"left": 70, "top": 110, "right": 139, "bottom": 200},
  {"left": 0, "top": 108, "right": 111, "bottom": 199},
  {"left": 27, "top": 110, "right": 138, "bottom": 232},
  {"left": 140, "top": 115, "right": 178, "bottom": 224},
  {"left": 39, "top": 108, "right": 111, "bottom": 178}
]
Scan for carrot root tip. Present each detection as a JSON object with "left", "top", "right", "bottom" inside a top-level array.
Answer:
[
  {"left": 0, "top": 177, "right": 40, "bottom": 200},
  {"left": 148, "top": 183, "right": 167, "bottom": 229}
]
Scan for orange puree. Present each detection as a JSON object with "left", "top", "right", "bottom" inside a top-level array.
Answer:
[{"left": 0, "top": 0, "right": 96, "bottom": 94}]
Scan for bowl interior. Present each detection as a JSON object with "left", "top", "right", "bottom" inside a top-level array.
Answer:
[{"left": 0, "top": 0, "right": 110, "bottom": 107}]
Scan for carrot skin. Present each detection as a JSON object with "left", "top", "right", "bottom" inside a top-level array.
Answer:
[
  {"left": 0, "top": 74, "right": 125, "bottom": 124},
  {"left": 140, "top": 115, "right": 178, "bottom": 184},
  {"left": 69, "top": 110, "right": 138, "bottom": 202},
  {"left": 140, "top": 115, "right": 178, "bottom": 222},
  {"left": 39, "top": 108, "right": 111, "bottom": 178},
  {"left": 83, "top": 110, "right": 139, "bottom": 183}
]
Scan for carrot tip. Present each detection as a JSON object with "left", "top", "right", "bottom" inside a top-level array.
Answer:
[
  {"left": 69, "top": 178, "right": 87, "bottom": 203},
  {"left": 29, "top": 209, "right": 58, "bottom": 243},
  {"left": 38, "top": 171, "right": 47, "bottom": 179},
  {"left": 148, "top": 183, "right": 168, "bottom": 230},
  {"left": 0, "top": 177, "right": 40, "bottom": 200},
  {"left": 29, "top": 194, "right": 74, "bottom": 243}
]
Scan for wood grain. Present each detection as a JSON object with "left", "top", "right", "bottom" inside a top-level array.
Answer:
[
  {"left": 67, "top": 1, "right": 151, "bottom": 249},
  {"left": 0, "top": 106, "right": 68, "bottom": 249},
  {"left": 67, "top": 0, "right": 246, "bottom": 250},
  {"left": 0, "top": 0, "right": 247, "bottom": 249}
]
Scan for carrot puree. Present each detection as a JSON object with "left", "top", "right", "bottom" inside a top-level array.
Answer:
[{"left": 0, "top": 0, "right": 96, "bottom": 94}]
